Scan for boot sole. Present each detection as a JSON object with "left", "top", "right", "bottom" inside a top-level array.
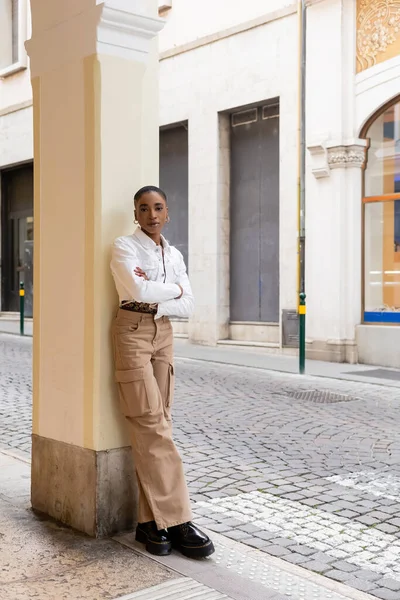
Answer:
[
  {"left": 135, "top": 529, "right": 172, "bottom": 556},
  {"left": 173, "top": 539, "right": 215, "bottom": 559}
]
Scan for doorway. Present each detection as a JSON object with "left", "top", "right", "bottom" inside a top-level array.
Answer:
[
  {"left": 1, "top": 164, "right": 34, "bottom": 316},
  {"left": 230, "top": 102, "right": 280, "bottom": 323},
  {"left": 160, "top": 124, "right": 189, "bottom": 268}
]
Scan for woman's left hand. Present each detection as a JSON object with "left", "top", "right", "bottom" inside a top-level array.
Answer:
[{"left": 134, "top": 267, "right": 149, "bottom": 281}]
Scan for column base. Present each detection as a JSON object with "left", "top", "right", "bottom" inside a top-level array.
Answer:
[
  {"left": 306, "top": 339, "right": 358, "bottom": 364},
  {"left": 357, "top": 325, "right": 400, "bottom": 369},
  {"left": 31, "top": 435, "right": 137, "bottom": 537}
]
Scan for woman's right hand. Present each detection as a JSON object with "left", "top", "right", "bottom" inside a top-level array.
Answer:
[
  {"left": 134, "top": 267, "right": 149, "bottom": 281},
  {"left": 175, "top": 285, "right": 183, "bottom": 299}
]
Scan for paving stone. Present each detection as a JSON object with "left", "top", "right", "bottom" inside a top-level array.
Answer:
[
  {"left": 356, "top": 515, "right": 379, "bottom": 526},
  {"left": 331, "top": 560, "right": 359, "bottom": 573},
  {"left": 379, "top": 505, "right": 400, "bottom": 515},
  {"left": 311, "top": 552, "right": 336, "bottom": 565},
  {"left": 195, "top": 517, "right": 217, "bottom": 526},
  {"left": 307, "top": 486, "right": 327, "bottom": 494},
  {"left": 377, "top": 578, "right": 400, "bottom": 592},
  {"left": 354, "top": 569, "right": 385, "bottom": 582},
  {"left": 254, "top": 531, "right": 278, "bottom": 541},
  {"left": 372, "top": 589, "right": 400, "bottom": 600},
  {"left": 270, "top": 537, "right": 296, "bottom": 548},
  {"left": 388, "top": 518, "right": 400, "bottom": 528},
  {"left": 264, "top": 545, "right": 292, "bottom": 558},
  {"left": 336, "top": 510, "right": 361, "bottom": 518},
  {"left": 301, "top": 560, "right": 331, "bottom": 574},
  {"left": 207, "top": 523, "right": 232, "bottom": 534},
  {"left": 345, "top": 578, "right": 378, "bottom": 593},
  {"left": 275, "top": 485, "right": 300, "bottom": 494},
  {"left": 314, "top": 494, "right": 338, "bottom": 503},
  {"left": 319, "top": 503, "right": 345, "bottom": 514},
  {"left": 221, "top": 518, "right": 247, "bottom": 528},
  {"left": 237, "top": 523, "right": 262, "bottom": 534},
  {"left": 223, "top": 529, "right": 253, "bottom": 541},
  {"left": 324, "top": 569, "right": 353, "bottom": 583},
  {"left": 282, "top": 492, "right": 307, "bottom": 501},
  {"left": 367, "top": 510, "right": 392, "bottom": 520},
  {"left": 245, "top": 538, "right": 271, "bottom": 549},
  {"left": 375, "top": 523, "right": 399, "bottom": 534},
  {"left": 289, "top": 545, "right": 317, "bottom": 556},
  {"left": 283, "top": 552, "right": 309, "bottom": 565},
  {"left": 359, "top": 500, "right": 378, "bottom": 510}
]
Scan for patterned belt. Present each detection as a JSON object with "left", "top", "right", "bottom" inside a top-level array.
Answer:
[{"left": 120, "top": 301, "right": 158, "bottom": 315}]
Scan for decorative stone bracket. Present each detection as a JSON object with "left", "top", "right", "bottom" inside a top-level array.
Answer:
[
  {"left": 308, "top": 140, "right": 368, "bottom": 178},
  {"left": 307, "top": 144, "right": 329, "bottom": 179}
]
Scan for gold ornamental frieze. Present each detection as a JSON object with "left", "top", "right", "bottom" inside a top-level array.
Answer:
[{"left": 357, "top": 0, "right": 400, "bottom": 72}]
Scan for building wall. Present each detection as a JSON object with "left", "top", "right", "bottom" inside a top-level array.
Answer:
[
  {"left": 159, "top": 7, "right": 298, "bottom": 345},
  {"left": 0, "top": 0, "right": 33, "bottom": 168},
  {"left": 158, "top": 0, "right": 293, "bottom": 52}
]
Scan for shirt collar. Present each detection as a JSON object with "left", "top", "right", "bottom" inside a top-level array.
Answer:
[{"left": 133, "top": 227, "right": 171, "bottom": 253}]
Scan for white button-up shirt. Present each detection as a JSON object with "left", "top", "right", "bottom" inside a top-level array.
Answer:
[{"left": 110, "top": 228, "right": 194, "bottom": 319}]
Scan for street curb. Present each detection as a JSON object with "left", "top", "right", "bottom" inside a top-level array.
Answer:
[
  {"left": 0, "top": 446, "right": 31, "bottom": 464},
  {"left": 116, "top": 529, "right": 379, "bottom": 600},
  {"left": 0, "top": 330, "right": 33, "bottom": 338},
  {"left": 113, "top": 578, "right": 231, "bottom": 600},
  {"left": 174, "top": 355, "right": 400, "bottom": 389}
]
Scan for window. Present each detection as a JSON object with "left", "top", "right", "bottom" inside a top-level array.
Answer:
[
  {"left": 363, "top": 98, "right": 400, "bottom": 324},
  {"left": 0, "top": 0, "right": 28, "bottom": 77}
]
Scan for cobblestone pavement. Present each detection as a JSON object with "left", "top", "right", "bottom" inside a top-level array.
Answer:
[
  {"left": 0, "top": 335, "right": 32, "bottom": 455},
  {"left": 1, "top": 334, "right": 400, "bottom": 599}
]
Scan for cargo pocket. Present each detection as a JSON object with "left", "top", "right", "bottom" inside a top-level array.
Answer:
[
  {"left": 115, "top": 365, "right": 153, "bottom": 418},
  {"left": 166, "top": 363, "right": 175, "bottom": 408}
]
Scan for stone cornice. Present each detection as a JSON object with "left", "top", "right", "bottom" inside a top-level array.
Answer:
[
  {"left": 26, "top": 1, "right": 164, "bottom": 77},
  {"left": 98, "top": 2, "right": 164, "bottom": 61}
]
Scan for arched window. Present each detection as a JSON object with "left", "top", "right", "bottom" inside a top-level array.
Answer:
[{"left": 363, "top": 98, "right": 400, "bottom": 324}]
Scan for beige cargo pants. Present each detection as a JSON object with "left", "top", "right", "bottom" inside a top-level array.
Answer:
[{"left": 112, "top": 309, "right": 192, "bottom": 530}]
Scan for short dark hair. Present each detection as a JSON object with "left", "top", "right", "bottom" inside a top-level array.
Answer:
[{"left": 134, "top": 185, "right": 167, "bottom": 204}]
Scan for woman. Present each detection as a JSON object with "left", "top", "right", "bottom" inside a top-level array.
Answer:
[{"left": 110, "top": 185, "right": 214, "bottom": 559}]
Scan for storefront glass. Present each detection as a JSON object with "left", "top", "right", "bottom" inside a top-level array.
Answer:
[{"left": 364, "top": 99, "right": 400, "bottom": 323}]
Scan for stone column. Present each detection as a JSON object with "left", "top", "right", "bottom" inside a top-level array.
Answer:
[
  {"left": 188, "top": 112, "right": 230, "bottom": 345},
  {"left": 305, "top": 0, "right": 367, "bottom": 363},
  {"left": 26, "top": 0, "right": 163, "bottom": 537},
  {"left": 307, "top": 141, "right": 367, "bottom": 362}
]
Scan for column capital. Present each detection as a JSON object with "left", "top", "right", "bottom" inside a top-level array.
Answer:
[
  {"left": 327, "top": 140, "right": 368, "bottom": 170},
  {"left": 308, "top": 139, "right": 368, "bottom": 178},
  {"left": 26, "top": 0, "right": 164, "bottom": 77}
]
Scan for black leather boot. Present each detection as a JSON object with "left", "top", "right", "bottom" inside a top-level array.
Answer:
[
  {"left": 135, "top": 521, "right": 172, "bottom": 556},
  {"left": 168, "top": 522, "right": 215, "bottom": 558}
]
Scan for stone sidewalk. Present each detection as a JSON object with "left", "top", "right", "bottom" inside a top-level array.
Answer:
[
  {"left": 174, "top": 339, "right": 400, "bottom": 388},
  {"left": 1, "top": 333, "right": 400, "bottom": 599},
  {"left": 0, "top": 449, "right": 176, "bottom": 600},
  {"left": 0, "top": 448, "right": 377, "bottom": 600},
  {"left": 0, "top": 315, "right": 33, "bottom": 337}
]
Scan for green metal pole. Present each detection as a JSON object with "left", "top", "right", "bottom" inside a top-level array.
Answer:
[
  {"left": 19, "top": 282, "right": 25, "bottom": 336},
  {"left": 298, "top": 0, "right": 307, "bottom": 374},
  {"left": 299, "top": 292, "right": 306, "bottom": 374}
]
